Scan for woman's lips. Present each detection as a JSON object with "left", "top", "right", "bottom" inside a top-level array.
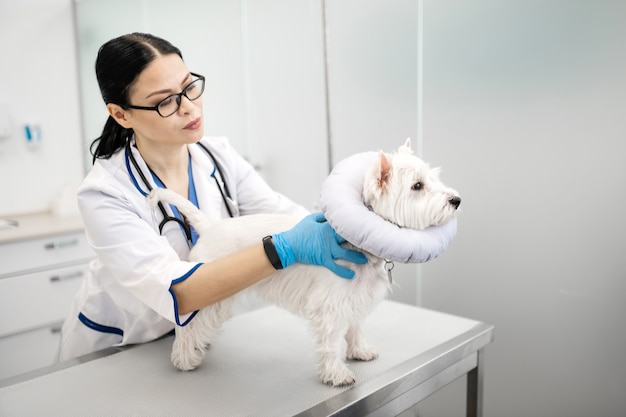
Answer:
[{"left": 184, "top": 117, "right": 202, "bottom": 130}]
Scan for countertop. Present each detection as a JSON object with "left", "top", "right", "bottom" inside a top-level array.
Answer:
[
  {"left": 0, "top": 300, "right": 494, "bottom": 417},
  {"left": 0, "top": 211, "right": 84, "bottom": 244}
]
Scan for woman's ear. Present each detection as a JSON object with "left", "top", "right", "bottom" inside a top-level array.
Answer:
[{"left": 107, "top": 103, "right": 132, "bottom": 129}]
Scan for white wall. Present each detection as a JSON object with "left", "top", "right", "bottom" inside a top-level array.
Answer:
[
  {"left": 0, "top": 0, "right": 85, "bottom": 217},
  {"left": 418, "top": 1, "right": 626, "bottom": 416}
]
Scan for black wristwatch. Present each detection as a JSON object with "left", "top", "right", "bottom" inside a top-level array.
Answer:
[{"left": 262, "top": 235, "right": 284, "bottom": 270}]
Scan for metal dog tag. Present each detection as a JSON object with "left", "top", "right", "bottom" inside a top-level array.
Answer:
[{"left": 384, "top": 260, "right": 394, "bottom": 284}]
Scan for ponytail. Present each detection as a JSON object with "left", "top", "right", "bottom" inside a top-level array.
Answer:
[{"left": 90, "top": 116, "right": 133, "bottom": 164}]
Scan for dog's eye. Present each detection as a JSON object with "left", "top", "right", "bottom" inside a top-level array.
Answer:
[{"left": 412, "top": 182, "right": 423, "bottom": 191}]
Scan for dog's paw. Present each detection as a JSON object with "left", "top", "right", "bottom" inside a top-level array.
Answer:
[
  {"left": 171, "top": 338, "right": 207, "bottom": 371},
  {"left": 347, "top": 345, "right": 379, "bottom": 361},
  {"left": 320, "top": 366, "right": 356, "bottom": 387},
  {"left": 171, "top": 352, "right": 205, "bottom": 371},
  {"left": 171, "top": 350, "right": 204, "bottom": 371}
]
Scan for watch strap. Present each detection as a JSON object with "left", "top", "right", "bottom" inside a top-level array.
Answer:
[{"left": 262, "top": 235, "right": 284, "bottom": 270}]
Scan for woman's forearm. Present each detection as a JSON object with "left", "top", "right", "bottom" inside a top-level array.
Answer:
[{"left": 171, "top": 243, "right": 276, "bottom": 315}]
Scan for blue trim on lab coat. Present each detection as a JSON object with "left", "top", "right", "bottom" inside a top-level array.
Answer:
[{"left": 78, "top": 312, "right": 124, "bottom": 336}]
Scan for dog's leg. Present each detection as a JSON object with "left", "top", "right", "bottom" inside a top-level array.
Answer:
[
  {"left": 309, "top": 312, "right": 356, "bottom": 387},
  {"left": 171, "top": 324, "right": 206, "bottom": 371},
  {"left": 171, "top": 300, "right": 233, "bottom": 371},
  {"left": 346, "top": 321, "right": 378, "bottom": 361}
]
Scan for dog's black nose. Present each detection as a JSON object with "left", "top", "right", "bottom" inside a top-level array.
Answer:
[{"left": 449, "top": 196, "right": 461, "bottom": 209}]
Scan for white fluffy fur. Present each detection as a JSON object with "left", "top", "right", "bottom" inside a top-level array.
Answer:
[{"left": 146, "top": 139, "right": 460, "bottom": 387}]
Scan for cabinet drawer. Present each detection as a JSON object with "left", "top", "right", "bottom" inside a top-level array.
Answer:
[
  {"left": 0, "top": 323, "right": 63, "bottom": 381},
  {"left": 0, "top": 232, "right": 94, "bottom": 277},
  {"left": 0, "top": 264, "right": 86, "bottom": 338}
]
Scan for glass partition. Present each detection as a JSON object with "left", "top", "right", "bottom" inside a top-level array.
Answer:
[{"left": 73, "top": 0, "right": 247, "bottom": 166}]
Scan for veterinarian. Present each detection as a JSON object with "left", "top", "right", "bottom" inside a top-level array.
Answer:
[{"left": 57, "top": 33, "right": 367, "bottom": 361}]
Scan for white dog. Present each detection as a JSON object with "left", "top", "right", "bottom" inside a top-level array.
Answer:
[{"left": 146, "top": 140, "right": 460, "bottom": 387}]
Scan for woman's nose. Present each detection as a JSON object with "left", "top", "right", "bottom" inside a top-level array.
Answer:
[{"left": 178, "top": 94, "right": 199, "bottom": 114}]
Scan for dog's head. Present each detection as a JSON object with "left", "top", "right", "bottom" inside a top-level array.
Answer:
[{"left": 363, "top": 138, "right": 461, "bottom": 231}]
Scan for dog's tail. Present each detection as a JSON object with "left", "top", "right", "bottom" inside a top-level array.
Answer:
[{"left": 146, "top": 188, "right": 211, "bottom": 231}]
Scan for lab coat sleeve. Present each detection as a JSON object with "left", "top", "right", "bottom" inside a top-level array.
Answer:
[
  {"left": 78, "top": 183, "right": 199, "bottom": 326},
  {"left": 202, "top": 137, "right": 310, "bottom": 219}
]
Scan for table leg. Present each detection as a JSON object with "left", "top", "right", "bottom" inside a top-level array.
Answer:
[{"left": 466, "top": 349, "right": 484, "bottom": 417}]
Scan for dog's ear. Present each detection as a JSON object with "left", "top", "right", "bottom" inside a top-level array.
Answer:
[
  {"left": 376, "top": 151, "right": 392, "bottom": 189},
  {"left": 398, "top": 137, "right": 414, "bottom": 155},
  {"left": 429, "top": 167, "right": 442, "bottom": 181}
]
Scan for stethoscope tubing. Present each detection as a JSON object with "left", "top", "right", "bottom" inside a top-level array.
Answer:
[
  {"left": 125, "top": 140, "right": 234, "bottom": 242},
  {"left": 196, "top": 142, "right": 235, "bottom": 218}
]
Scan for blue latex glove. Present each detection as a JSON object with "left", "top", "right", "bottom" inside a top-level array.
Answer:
[{"left": 272, "top": 212, "right": 367, "bottom": 279}]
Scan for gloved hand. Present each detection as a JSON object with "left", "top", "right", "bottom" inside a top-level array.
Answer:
[{"left": 272, "top": 212, "right": 367, "bottom": 279}]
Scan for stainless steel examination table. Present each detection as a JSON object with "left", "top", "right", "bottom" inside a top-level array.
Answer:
[{"left": 0, "top": 301, "right": 493, "bottom": 417}]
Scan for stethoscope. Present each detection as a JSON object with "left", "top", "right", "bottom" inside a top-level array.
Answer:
[{"left": 125, "top": 140, "right": 235, "bottom": 242}]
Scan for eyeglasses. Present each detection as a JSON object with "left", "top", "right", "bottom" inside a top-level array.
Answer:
[{"left": 127, "top": 72, "right": 205, "bottom": 118}]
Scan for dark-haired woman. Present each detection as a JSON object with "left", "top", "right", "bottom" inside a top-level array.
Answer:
[{"left": 57, "top": 33, "right": 366, "bottom": 361}]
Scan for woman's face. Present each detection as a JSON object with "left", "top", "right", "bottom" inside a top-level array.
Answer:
[{"left": 117, "top": 53, "right": 204, "bottom": 148}]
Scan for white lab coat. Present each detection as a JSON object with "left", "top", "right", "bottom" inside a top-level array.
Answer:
[{"left": 57, "top": 136, "right": 308, "bottom": 361}]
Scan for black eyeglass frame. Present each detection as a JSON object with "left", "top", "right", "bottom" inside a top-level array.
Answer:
[{"left": 127, "top": 72, "right": 205, "bottom": 118}]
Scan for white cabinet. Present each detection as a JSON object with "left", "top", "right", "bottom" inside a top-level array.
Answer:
[{"left": 0, "top": 214, "right": 94, "bottom": 380}]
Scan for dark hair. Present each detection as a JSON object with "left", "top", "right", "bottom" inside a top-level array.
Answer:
[{"left": 90, "top": 33, "right": 183, "bottom": 162}]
